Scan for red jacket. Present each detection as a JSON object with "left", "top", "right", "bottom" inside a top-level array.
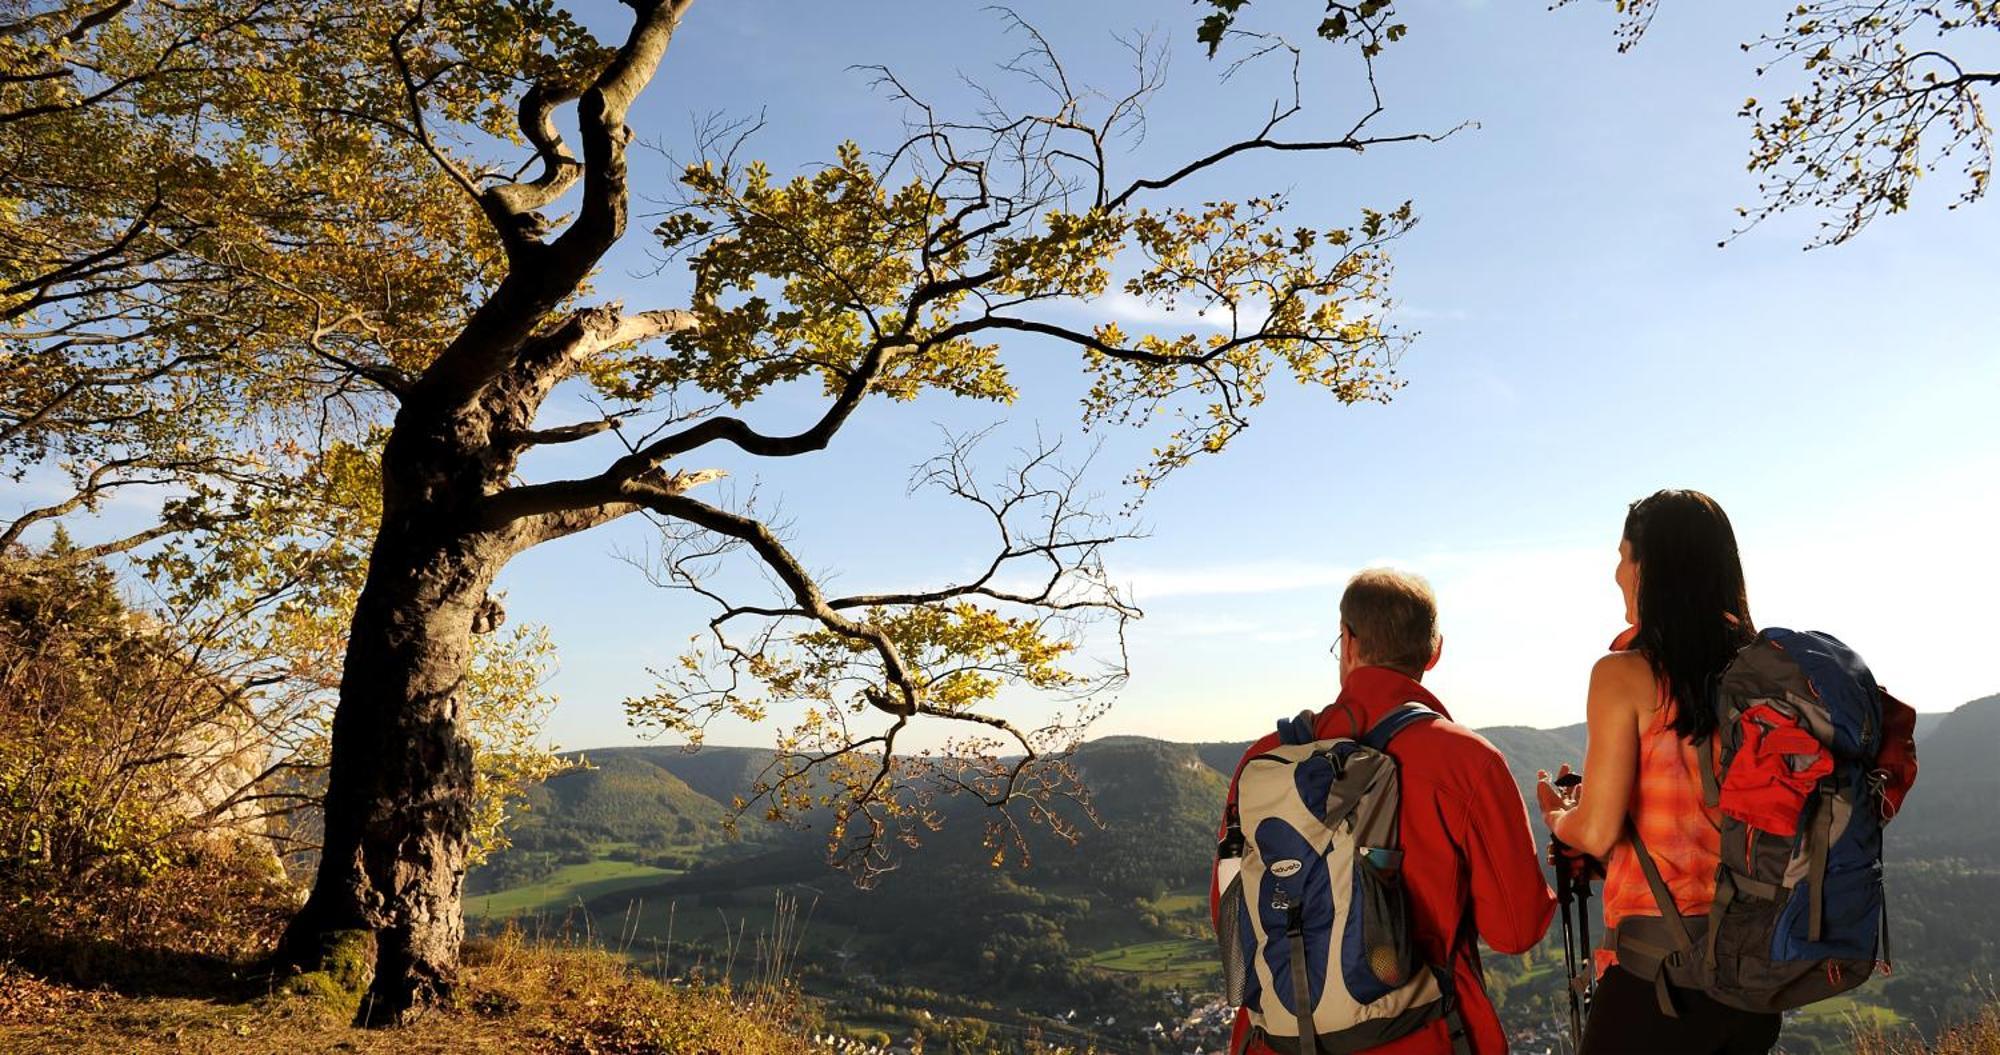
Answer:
[{"left": 1210, "top": 667, "right": 1557, "bottom": 1055}]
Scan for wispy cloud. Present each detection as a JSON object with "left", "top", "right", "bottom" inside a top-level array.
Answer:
[
  {"left": 1097, "top": 292, "right": 1236, "bottom": 331},
  {"left": 1122, "top": 560, "right": 1357, "bottom": 600},
  {"left": 1142, "top": 613, "right": 1327, "bottom": 644},
  {"left": 1147, "top": 614, "right": 1271, "bottom": 637},
  {"left": 1047, "top": 291, "right": 1278, "bottom": 334}
]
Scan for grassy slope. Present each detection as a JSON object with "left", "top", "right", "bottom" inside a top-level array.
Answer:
[
  {"left": 1796, "top": 993, "right": 1907, "bottom": 1030},
  {"left": 1855, "top": 1002, "right": 2000, "bottom": 1055},
  {"left": 0, "top": 934, "right": 813, "bottom": 1055},
  {"left": 512, "top": 751, "right": 732, "bottom": 846}
]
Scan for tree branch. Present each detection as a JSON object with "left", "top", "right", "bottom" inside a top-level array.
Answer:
[
  {"left": 410, "top": 0, "right": 696, "bottom": 409},
  {"left": 1108, "top": 127, "right": 1460, "bottom": 209},
  {"left": 478, "top": 331, "right": 897, "bottom": 530},
  {"left": 480, "top": 81, "right": 586, "bottom": 240},
  {"left": 630, "top": 484, "right": 921, "bottom": 715}
]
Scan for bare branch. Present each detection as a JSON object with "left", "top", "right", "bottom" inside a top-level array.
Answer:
[
  {"left": 1108, "top": 125, "right": 1461, "bottom": 209},
  {"left": 628, "top": 483, "right": 922, "bottom": 716}
]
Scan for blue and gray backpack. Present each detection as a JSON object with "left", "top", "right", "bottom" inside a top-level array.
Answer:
[
  {"left": 1215, "top": 703, "right": 1469, "bottom": 1055},
  {"left": 1612, "top": 628, "right": 1901, "bottom": 1015}
]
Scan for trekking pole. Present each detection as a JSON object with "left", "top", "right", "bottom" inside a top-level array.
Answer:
[
  {"left": 1551, "top": 837, "right": 1585, "bottom": 1052},
  {"left": 1575, "top": 871, "right": 1595, "bottom": 1012},
  {"left": 1551, "top": 771, "right": 1589, "bottom": 1053}
]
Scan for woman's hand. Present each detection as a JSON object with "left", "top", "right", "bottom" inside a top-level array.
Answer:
[{"left": 1536, "top": 764, "right": 1577, "bottom": 831}]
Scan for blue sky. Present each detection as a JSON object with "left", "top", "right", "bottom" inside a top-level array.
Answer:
[
  {"left": 21, "top": 1, "right": 1999, "bottom": 750},
  {"left": 490, "top": 0, "right": 2000, "bottom": 750}
]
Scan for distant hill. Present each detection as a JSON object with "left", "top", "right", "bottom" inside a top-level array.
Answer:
[
  {"left": 1193, "top": 718, "right": 1588, "bottom": 835},
  {"left": 1471, "top": 725, "right": 1584, "bottom": 801},
  {"left": 516, "top": 748, "right": 729, "bottom": 846},
  {"left": 1043, "top": 736, "right": 1232, "bottom": 895},
  {"left": 1909, "top": 695, "right": 1998, "bottom": 781},
  {"left": 1887, "top": 695, "right": 1999, "bottom": 863},
  {"left": 589, "top": 744, "right": 778, "bottom": 809},
  {"left": 1915, "top": 710, "right": 1950, "bottom": 743},
  {"left": 602, "top": 735, "right": 1234, "bottom": 905},
  {"left": 491, "top": 697, "right": 1984, "bottom": 913},
  {"left": 467, "top": 748, "right": 750, "bottom": 894},
  {"left": 506, "top": 698, "right": 1976, "bottom": 876},
  {"left": 468, "top": 693, "right": 1997, "bottom": 1055},
  {"left": 1189, "top": 740, "right": 1250, "bottom": 779}
]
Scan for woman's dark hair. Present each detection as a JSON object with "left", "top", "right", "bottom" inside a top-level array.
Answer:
[{"left": 1624, "top": 489, "right": 1755, "bottom": 743}]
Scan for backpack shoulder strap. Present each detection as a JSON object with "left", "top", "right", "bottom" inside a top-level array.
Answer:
[
  {"left": 1361, "top": 701, "right": 1441, "bottom": 752},
  {"left": 1275, "top": 708, "right": 1320, "bottom": 745}
]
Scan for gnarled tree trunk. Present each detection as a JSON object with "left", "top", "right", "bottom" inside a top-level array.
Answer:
[
  {"left": 276, "top": 0, "right": 695, "bottom": 1021},
  {"left": 279, "top": 413, "right": 519, "bottom": 1022}
]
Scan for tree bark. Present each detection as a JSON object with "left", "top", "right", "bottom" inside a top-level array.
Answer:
[
  {"left": 278, "top": 405, "right": 519, "bottom": 1024},
  {"left": 274, "top": 2, "right": 694, "bottom": 1021}
]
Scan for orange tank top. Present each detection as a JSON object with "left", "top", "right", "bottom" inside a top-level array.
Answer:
[{"left": 1597, "top": 692, "right": 1722, "bottom": 974}]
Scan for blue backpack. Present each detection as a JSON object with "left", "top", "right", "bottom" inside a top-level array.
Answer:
[
  {"left": 1611, "top": 628, "right": 1901, "bottom": 1014},
  {"left": 1215, "top": 704, "right": 1470, "bottom": 1054}
]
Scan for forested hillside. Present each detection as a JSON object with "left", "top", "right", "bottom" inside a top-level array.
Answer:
[{"left": 467, "top": 696, "right": 1995, "bottom": 1053}]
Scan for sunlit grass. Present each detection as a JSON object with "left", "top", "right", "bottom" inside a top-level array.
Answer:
[
  {"left": 467, "top": 859, "right": 677, "bottom": 919},
  {"left": 1083, "top": 938, "right": 1217, "bottom": 987}
]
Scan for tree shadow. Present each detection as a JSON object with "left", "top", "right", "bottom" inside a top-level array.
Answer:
[{"left": 3, "top": 932, "right": 279, "bottom": 1004}]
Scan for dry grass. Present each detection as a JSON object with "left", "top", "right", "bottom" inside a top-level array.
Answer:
[
  {"left": 1853, "top": 1004, "right": 2000, "bottom": 1055},
  {"left": 0, "top": 928, "right": 816, "bottom": 1055}
]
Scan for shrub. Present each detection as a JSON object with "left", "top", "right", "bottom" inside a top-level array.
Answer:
[
  {"left": 0, "top": 551, "right": 298, "bottom": 974},
  {"left": 0, "top": 550, "right": 266, "bottom": 896}
]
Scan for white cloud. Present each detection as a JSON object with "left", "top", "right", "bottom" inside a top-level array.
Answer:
[
  {"left": 1146, "top": 614, "right": 1272, "bottom": 638},
  {"left": 1122, "top": 560, "right": 1357, "bottom": 600},
  {"left": 1142, "top": 613, "right": 1329, "bottom": 645},
  {"left": 1089, "top": 291, "right": 1267, "bottom": 333}
]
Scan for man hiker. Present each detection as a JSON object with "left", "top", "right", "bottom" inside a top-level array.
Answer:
[{"left": 1210, "top": 569, "right": 1557, "bottom": 1054}]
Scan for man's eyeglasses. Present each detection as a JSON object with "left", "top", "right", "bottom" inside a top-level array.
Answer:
[{"left": 1328, "top": 623, "right": 1353, "bottom": 660}]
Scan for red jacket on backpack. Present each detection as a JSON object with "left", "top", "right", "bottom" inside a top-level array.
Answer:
[{"left": 1211, "top": 666, "right": 1558, "bottom": 1055}]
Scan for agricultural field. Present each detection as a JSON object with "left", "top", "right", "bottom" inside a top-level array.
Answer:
[
  {"left": 466, "top": 859, "right": 679, "bottom": 920},
  {"left": 1083, "top": 939, "right": 1217, "bottom": 988},
  {"left": 1792, "top": 993, "right": 1906, "bottom": 1031}
]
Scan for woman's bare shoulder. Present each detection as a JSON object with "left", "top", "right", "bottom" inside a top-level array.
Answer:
[{"left": 1590, "top": 650, "right": 1658, "bottom": 707}]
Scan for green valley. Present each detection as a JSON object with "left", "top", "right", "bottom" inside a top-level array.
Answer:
[{"left": 467, "top": 696, "right": 2000, "bottom": 1054}]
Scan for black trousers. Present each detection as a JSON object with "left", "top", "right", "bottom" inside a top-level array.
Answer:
[{"left": 1579, "top": 965, "right": 1783, "bottom": 1055}]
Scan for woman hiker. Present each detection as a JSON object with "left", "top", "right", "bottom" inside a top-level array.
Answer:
[{"left": 1535, "top": 489, "right": 1782, "bottom": 1055}]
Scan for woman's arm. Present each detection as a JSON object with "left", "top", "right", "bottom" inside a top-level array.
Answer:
[{"left": 1538, "top": 651, "right": 1652, "bottom": 859}]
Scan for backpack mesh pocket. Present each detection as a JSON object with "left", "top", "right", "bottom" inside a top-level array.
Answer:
[
  {"left": 1346, "top": 848, "right": 1415, "bottom": 1002},
  {"left": 1217, "top": 870, "right": 1251, "bottom": 1005}
]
